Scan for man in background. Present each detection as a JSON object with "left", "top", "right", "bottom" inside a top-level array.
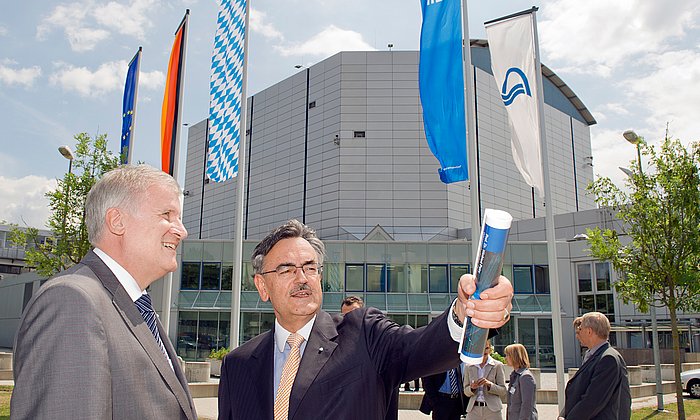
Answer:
[
  {"left": 340, "top": 295, "right": 364, "bottom": 314},
  {"left": 559, "top": 311, "right": 631, "bottom": 420}
]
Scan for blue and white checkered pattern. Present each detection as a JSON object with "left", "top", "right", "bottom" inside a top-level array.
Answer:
[{"left": 207, "top": 0, "right": 247, "bottom": 182}]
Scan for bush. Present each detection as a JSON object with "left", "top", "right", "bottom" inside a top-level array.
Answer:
[
  {"left": 208, "top": 347, "right": 231, "bottom": 360},
  {"left": 491, "top": 351, "right": 506, "bottom": 364}
]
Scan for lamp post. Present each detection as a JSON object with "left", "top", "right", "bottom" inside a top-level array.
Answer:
[
  {"left": 58, "top": 145, "right": 75, "bottom": 268},
  {"left": 622, "top": 129, "right": 664, "bottom": 412}
]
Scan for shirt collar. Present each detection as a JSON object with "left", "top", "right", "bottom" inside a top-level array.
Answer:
[
  {"left": 274, "top": 316, "right": 316, "bottom": 353},
  {"left": 93, "top": 247, "right": 145, "bottom": 302},
  {"left": 587, "top": 340, "right": 608, "bottom": 357}
]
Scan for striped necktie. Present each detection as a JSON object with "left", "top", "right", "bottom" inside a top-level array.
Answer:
[
  {"left": 274, "top": 333, "right": 305, "bottom": 420},
  {"left": 448, "top": 367, "right": 460, "bottom": 397},
  {"left": 135, "top": 293, "right": 169, "bottom": 359}
]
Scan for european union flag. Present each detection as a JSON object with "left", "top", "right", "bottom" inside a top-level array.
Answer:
[
  {"left": 418, "top": 0, "right": 468, "bottom": 183},
  {"left": 121, "top": 47, "right": 141, "bottom": 165}
]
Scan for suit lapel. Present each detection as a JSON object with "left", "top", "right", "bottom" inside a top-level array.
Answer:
[
  {"left": 82, "top": 251, "right": 195, "bottom": 420},
  {"left": 288, "top": 311, "right": 339, "bottom": 419},
  {"left": 251, "top": 331, "right": 275, "bottom": 419}
]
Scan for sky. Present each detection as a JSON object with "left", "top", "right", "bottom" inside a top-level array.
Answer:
[{"left": 2, "top": 0, "right": 700, "bottom": 228}]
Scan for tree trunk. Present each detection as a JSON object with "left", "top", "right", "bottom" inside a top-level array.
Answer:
[{"left": 670, "top": 298, "right": 685, "bottom": 419}]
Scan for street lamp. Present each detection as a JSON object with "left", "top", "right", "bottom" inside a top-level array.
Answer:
[
  {"left": 621, "top": 130, "right": 664, "bottom": 412},
  {"left": 58, "top": 145, "right": 75, "bottom": 175}
]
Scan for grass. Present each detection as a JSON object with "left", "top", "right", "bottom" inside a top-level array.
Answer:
[
  {"left": 0, "top": 385, "right": 11, "bottom": 420},
  {"left": 632, "top": 398, "right": 700, "bottom": 419}
]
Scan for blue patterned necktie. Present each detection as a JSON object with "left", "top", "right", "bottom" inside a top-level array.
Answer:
[
  {"left": 448, "top": 367, "right": 460, "bottom": 397},
  {"left": 135, "top": 293, "right": 169, "bottom": 359}
]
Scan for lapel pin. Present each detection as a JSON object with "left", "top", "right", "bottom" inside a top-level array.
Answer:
[{"left": 319, "top": 347, "right": 324, "bottom": 352}]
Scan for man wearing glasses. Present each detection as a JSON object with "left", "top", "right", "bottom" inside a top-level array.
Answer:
[{"left": 218, "top": 219, "right": 514, "bottom": 420}]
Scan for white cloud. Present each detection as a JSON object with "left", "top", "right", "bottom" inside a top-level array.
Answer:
[
  {"left": 0, "top": 60, "right": 42, "bottom": 87},
  {"left": 275, "top": 25, "right": 374, "bottom": 57},
  {"left": 0, "top": 25, "right": 7, "bottom": 36},
  {"left": 0, "top": 175, "right": 57, "bottom": 228},
  {"left": 37, "top": 0, "right": 158, "bottom": 51},
  {"left": 621, "top": 49, "right": 700, "bottom": 144},
  {"left": 93, "top": 0, "right": 158, "bottom": 40},
  {"left": 539, "top": 0, "right": 700, "bottom": 76},
  {"left": 250, "top": 9, "right": 284, "bottom": 41},
  {"left": 139, "top": 69, "right": 165, "bottom": 90},
  {"left": 37, "top": 2, "right": 110, "bottom": 52},
  {"left": 49, "top": 60, "right": 164, "bottom": 97}
]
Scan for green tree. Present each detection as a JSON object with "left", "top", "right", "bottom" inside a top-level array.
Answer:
[
  {"left": 586, "top": 135, "right": 700, "bottom": 419},
  {"left": 10, "top": 133, "right": 119, "bottom": 277}
]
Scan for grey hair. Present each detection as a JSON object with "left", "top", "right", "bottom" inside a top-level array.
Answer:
[
  {"left": 251, "top": 219, "right": 326, "bottom": 274},
  {"left": 580, "top": 311, "right": 611, "bottom": 339},
  {"left": 85, "top": 164, "right": 181, "bottom": 245}
]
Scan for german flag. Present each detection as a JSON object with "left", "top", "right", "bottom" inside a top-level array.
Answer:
[{"left": 161, "top": 10, "right": 189, "bottom": 176}]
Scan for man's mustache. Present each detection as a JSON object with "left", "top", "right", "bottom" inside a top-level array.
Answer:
[{"left": 289, "top": 283, "right": 312, "bottom": 295}]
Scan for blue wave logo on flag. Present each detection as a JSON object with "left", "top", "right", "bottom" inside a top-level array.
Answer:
[{"left": 500, "top": 67, "right": 531, "bottom": 106}]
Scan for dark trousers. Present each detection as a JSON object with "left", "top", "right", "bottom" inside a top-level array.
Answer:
[{"left": 431, "top": 393, "right": 467, "bottom": 420}]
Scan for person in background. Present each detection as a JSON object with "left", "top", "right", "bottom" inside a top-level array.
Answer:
[
  {"left": 504, "top": 343, "right": 537, "bottom": 420},
  {"left": 420, "top": 364, "right": 469, "bottom": 420},
  {"left": 464, "top": 340, "right": 506, "bottom": 419},
  {"left": 559, "top": 312, "right": 631, "bottom": 420},
  {"left": 340, "top": 295, "right": 364, "bottom": 314}
]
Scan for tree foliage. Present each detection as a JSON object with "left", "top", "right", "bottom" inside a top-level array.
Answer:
[
  {"left": 586, "top": 135, "right": 700, "bottom": 419},
  {"left": 10, "top": 133, "right": 119, "bottom": 277}
]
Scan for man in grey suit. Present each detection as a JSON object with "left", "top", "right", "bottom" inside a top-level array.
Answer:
[
  {"left": 559, "top": 312, "right": 631, "bottom": 420},
  {"left": 11, "top": 165, "right": 197, "bottom": 419}
]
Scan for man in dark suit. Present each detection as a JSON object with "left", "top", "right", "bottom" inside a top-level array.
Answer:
[
  {"left": 218, "top": 220, "right": 514, "bottom": 420},
  {"left": 12, "top": 165, "right": 196, "bottom": 419},
  {"left": 420, "top": 367, "right": 468, "bottom": 420},
  {"left": 559, "top": 312, "right": 631, "bottom": 420}
]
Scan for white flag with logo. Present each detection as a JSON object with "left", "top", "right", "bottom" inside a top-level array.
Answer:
[{"left": 485, "top": 12, "right": 544, "bottom": 198}]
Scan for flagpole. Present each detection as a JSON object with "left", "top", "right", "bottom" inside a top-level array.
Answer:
[
  {"left": 531, "top": 9, "right": 566, "bottom": 410},
  {"left": 162, "top": 9, "right": 189, "bottom": 337},
  {"left": 460, "top": 0, "right": 481, "bottom": 256},
  {"left": 129, "top": 47, "right": 142, "bottom": 165},
  {"left": 230, "top": 0, "right": 251, "bottom": 350}
]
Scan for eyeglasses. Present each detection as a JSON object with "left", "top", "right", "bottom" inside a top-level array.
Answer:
[{"left": 260, "top": 263, "right": 323, "bottom": 279}]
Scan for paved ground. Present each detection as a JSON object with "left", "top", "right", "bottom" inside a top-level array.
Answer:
[{"left": 192, "top": 373, "right": 683, "bottom": 420}]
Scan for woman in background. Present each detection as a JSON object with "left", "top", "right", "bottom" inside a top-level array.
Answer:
[{"left": 504, "top": 344, "right": 537, "bottom": 420}]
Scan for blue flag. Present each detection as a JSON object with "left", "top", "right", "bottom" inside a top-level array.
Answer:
[
  {"left": 121, "top": 48, "right": 141, "bottom": 165},
  {"left": 418, "top": 0, "right": 468, "bottom": 183},
  {"left": 207, "top": 0, "right": 247, "bottom": 182}
]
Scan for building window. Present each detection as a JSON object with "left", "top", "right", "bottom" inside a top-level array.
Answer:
[
  {"left": 449, "top": 264, "right": 469, "bottom": 294},
  {"left": 181, "top": 262, "right": 200, "bottom": 290},
  {"left": 513, "top": 265, "right": 534, "bottom": 294},
  {"left": 513, "top": 265, "right": 549, "bottom": 294},
  {"left": 201, "top": 262, "right": 221, "bottom": 290},
  {"left": 429, "top": 265, "right": 448, "bottom": 293},
  {"left": 221, "top": 264, "right": 233, "bottom": 290},
  {"left": 576, "top": 261, "right": 615, "bottom": 321},
  {"left": 387, "top": 264, "right": 407, "bottom": 292},
  {"left": 353, "top": 131, "right": 365, "bottom": 138},
  {"left": 407, "top": 264, "right": 428, "bottom": 293},
  {"left": 345, "top": 264, "right": 364, "bottom": 291},
  {"left": 308, "top": 100, "right": 316, "bottom": 109},
  {"left": 366, "top": 264, "right": 386, "bottom": 292},
  {"left": 322, "top": 262, "right": 344, "bottom": 292}
]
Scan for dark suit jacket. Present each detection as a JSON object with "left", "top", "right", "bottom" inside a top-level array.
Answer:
[
  {"left": 218, "top": 307, "right": 460, "bottom": 419},
  {"left": 563, "top": 342, "right": 631, "bottom": 420},
  {"left": 419, "top": 369, "right": 467, "bottom": 416},
  {"left": 12, "top": 250, "right": 196, "bottom": 419}
]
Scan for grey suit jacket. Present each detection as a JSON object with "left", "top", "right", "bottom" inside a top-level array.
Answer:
[
  {"left": 464, "top": 360, "right": 507, "bottom": 413},
  {"left": 563, "top": 342, "right": 630, "bottom": 420},
  {"left": 506, "top": 368, "right": 538, "bottom": 420},
  {"left": 11, "top": 250, "right": 196, "bottom": 420}
]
